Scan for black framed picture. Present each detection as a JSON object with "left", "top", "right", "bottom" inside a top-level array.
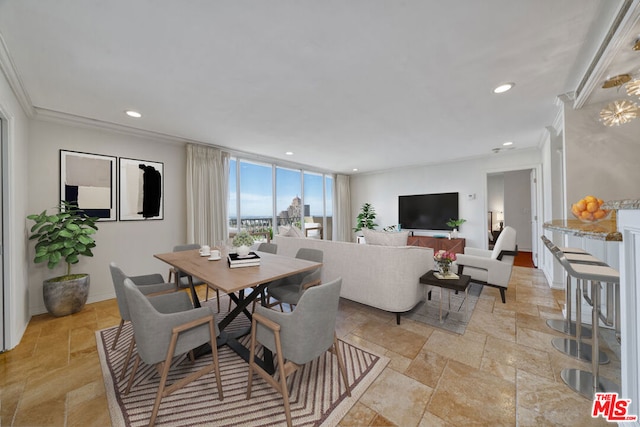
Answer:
[
  {"left": 118, "top": 157, "right": 164, "bottom": 221},
  {"left": 60, "top": 150, "right": 117, "bottom": 221}
]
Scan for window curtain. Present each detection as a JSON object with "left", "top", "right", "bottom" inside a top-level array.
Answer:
[
  {"left": 334, "top": 174, "right": 351, "bottom": 242},
  {"left": 186, "top": 144, "right": 230, "bottom": 245}
]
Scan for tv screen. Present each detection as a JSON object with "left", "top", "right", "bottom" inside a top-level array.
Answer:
[{"left": 398, "top": 192, "right": 459, "bottom": 231}]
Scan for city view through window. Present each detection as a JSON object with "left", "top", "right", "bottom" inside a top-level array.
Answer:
[{"left": 229, "top": 158, "right": 333, "bottom": 240}]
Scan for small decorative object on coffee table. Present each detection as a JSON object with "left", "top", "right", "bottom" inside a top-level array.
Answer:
[{"left": 434, "top": 249, "right": 456, "bottom": 278}]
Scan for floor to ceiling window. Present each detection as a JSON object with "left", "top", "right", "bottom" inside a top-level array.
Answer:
[{"left": 228, "top": 157, "right": 334, "bottom": 241}]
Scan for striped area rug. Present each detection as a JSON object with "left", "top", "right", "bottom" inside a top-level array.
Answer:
[{"left": 96, "top": 301, "right": 388, "bottom": 426}]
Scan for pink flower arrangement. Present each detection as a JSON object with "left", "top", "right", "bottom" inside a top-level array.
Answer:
[{"left": 434, "top": 250, "right": 457, "bottom": 264}]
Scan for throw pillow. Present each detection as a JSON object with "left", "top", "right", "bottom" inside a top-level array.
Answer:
[
  {"left": 288, "top": 224, "right": 305, "bottom": 237},
  {"left": 362, "top": 229, "right": 409, "bottom": 246},
  {"left": 278, "top": 225, "right": 291, "bottom": 236}
]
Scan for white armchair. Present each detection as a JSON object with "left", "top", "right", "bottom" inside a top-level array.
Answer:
[{"left": 455, "top": 226, "right": 517, "bottom": 303}]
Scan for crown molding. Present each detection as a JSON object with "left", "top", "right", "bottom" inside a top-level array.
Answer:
[
  {"left": 0, "top": 32, "right": 35, "bottom": 117},
  {"left": 34, "top": 107, "right": 190, "bottom": 146},
  {"left": 573, "top": 0, "right": 640, "bottom": 108}
]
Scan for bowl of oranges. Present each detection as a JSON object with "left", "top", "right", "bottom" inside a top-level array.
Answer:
[{"left": 571, "top": 195, "right": 611, "bottom": 223}]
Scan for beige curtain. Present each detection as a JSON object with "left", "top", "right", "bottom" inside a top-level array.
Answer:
[
  {"left": 186, "top": 144, "right": 230, "bottom": 245},
  {"left": 335, "top": 174, "right": 351, "bottom": 242}
]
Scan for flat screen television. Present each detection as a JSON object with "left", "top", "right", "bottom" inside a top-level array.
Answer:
[{"left": 398, "top": 192, "right": 459, "bottom": 231}]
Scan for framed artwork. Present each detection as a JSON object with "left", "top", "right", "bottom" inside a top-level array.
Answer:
[
  {"left": 60, "top": 150, "right": 117, "bottom": 221},
  {"left": 118, "top": 157, "right": 164, "bottom": 221}
]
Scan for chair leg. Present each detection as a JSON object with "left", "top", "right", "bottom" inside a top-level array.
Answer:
[
  {"left": 125, "top": 354, "right": 141, "bottom": 395},
  {"left": 274, "top": 333, "right": 293, "bottom": 427},
  {"left": 120, "top": 336, "right": 136, "bottom": 381},
  {"left": 112, "top": 319, "right": 125, "bottom": 350},
  {"left": 216, "top": 289, "right": 221, "bottom": 312},
  {"left": 208, "top": 318, "right": 224, "bottom": 400},
  {"left": 246, "top": 317, "right": 258, "bottom": 399},
  {"left": 333, "top": 335, "right": 351, "bottom": 396},
  {"left": 499, "top": 288, "right": 506, "bottom": 304}
]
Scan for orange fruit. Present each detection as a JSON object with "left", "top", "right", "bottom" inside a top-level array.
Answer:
[
  {"left": 584, "top": 195, "right": 596, "bottom": 203},
  {"left": 587, "top": 202, "right": 599, "bottom": 213},
  {"left": 581, "top": 211, "right": 593, "bottom": 220},
  {"left": 593, "top": 210, "right": 607, "bottom": 219},
  {"left": 576, "top": 200, "right": 587, "bottom": 211}
]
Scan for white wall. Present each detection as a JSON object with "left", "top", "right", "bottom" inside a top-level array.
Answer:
[
  {"left": 0, "top": 67, "right": 30, "bottom": 349},
  {"left": 27, "top": 119, "right": 187, "bottom": 314},
  {"left": 564, "top": 100, "right": 640, "bottom": 206},
  {"left": 349, "top": 148, "right": 542, "bottom": 249}
]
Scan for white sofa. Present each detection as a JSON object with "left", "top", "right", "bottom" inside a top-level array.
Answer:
[{"left": 273, "top": 236, "right": 434, "bottom": 323}]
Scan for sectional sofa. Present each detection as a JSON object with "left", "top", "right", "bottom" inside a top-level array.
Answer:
[{"left": 272, "top": 236, "right": 434, "bottom": 323}]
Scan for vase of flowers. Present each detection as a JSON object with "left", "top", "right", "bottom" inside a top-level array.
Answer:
[
  {"left": 233, "top": 230, "right": 254, "bottom": 257},
  {"left": 434, "top": 249, "right": 457, "bottom": 276}
]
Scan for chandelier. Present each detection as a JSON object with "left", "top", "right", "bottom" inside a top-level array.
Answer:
[
  {"left": 599, "top": 99, "right": 639, "bottom": 126},
  {"left": 599, "top": 38, "right": 640, "bottom": 127}
]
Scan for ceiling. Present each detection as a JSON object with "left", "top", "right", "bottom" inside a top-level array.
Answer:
[{"left": 0, "top": 0, "right": 637, "bottom": 174}]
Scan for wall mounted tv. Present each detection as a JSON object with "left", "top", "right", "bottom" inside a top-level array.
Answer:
[{"left": 398, "top": 192, "right": 459, "bottom": 231}]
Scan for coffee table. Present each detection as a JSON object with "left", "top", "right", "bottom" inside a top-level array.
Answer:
[{"left": 419, "top": 270, "right": 471, "bottom": 322}]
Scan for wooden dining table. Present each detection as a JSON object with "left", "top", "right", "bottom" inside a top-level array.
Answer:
[{"left": 154, "top": 248, "right": 322, "bottom": 372}]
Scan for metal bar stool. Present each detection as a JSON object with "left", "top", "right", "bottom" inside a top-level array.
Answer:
[
  {"left": 541, "top": 237, "right": 605, "bottom": 338},
  {"left": 554, "top": 252, "right": 620, "bottom": 399}
]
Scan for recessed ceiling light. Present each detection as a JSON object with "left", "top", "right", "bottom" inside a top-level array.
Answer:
[
  {"left": 503, "top": 141, "right": 513, "bottom": 146},
  {"left": 493, "top": 83, "right": 514, "bottom": 94},
  {"left": 285, "top": 151, "right": 294, "bottom": 156},
  {"left": 352, "top": 168, "right": 358, "bottom": 172},
  {"left": 125, "top": 110, "right": 142, "bottom": 118}
]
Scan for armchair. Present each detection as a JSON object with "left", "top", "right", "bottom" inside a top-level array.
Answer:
[
  {"left": 246, "top": 278, "right": 349, "bottom": 427},
  {"left": 455, "top": 225, "right": 517, "bottom": 303},
  {"left": 123, "top": 278, "right": 223, "bottom": 426}
]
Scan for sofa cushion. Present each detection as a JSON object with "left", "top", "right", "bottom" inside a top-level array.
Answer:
[
  {"left": 278, "top": 224, "right": 305, "bottom": 238},
  {"left": 362, "top": 229, "right": 409, "bottom": 246}
]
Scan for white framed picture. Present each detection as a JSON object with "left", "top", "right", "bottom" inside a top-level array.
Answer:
[
  {"left": 118, "top": 157, "right": 164, "bottom": 221},
  {"left": 60, "top": 150, "right": 117, "bottom": 221}
]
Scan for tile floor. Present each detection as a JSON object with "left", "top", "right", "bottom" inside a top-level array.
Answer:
[{"left": 0, "top": 266, "right": 620, "bottom": 426}]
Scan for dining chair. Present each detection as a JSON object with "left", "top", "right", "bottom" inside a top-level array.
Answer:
[
  {"left": 123, "top": 278, "right": 223, "bottom": 427},
  {"left": 109, "top": 262, "right": 176, "bottom": 351},
  {"left": 246, "top": 278, "right": 349, "bottom": 427},
  {"left": 266, "top": 248, "right": 323, "bottom": 311},
  {"left": 168, "top": 244, "right": 221, "bottom": 312}
]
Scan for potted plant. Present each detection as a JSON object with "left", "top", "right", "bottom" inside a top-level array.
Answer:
[
  {"left": 353, "top": 203, "right": 378, "bottom": 233},
  {"left": 27, "top": 201, "right": 99, "bottom": 317},
  {"left": 446, "top": 218, "right": 466, "bottom": 238},
  {"left": 232, "top": 230, "right": 254, "bottom": 257}
]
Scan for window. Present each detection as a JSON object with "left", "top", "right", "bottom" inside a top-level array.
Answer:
[
  {"left": 229, "top": 157, "right": 333, "bottom": 241},
  {"left": 276, "top": 167, "right": 301, "bottom": 228}
]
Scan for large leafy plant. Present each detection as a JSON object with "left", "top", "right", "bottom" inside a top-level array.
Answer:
[
  {"left": 353, "top": 202, "right": 378, "bottom": 232},
  {"left": 27, "top": 201, "right": 99, "bottom": 279}
]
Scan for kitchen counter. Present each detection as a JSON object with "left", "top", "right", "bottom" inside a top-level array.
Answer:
[{"left": 542, "top": 219, "right": 621, "bottom": 241}]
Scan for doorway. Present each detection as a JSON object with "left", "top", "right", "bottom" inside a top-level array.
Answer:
[{"left": 486, "top": 166, "right": 541, "bottom": 268}]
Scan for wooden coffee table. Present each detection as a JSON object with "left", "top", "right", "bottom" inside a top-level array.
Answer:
[{"left": 419, "top": 270, "right": 471, "bottom": 322}]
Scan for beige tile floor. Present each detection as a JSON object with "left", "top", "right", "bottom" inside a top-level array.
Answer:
[{"left": 0, "top": 266, "right": 619, "bottom": 426}]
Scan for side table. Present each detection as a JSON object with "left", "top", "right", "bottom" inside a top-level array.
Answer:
[{"left": 419, "top": 270, "right": 471, "bottom": 322}]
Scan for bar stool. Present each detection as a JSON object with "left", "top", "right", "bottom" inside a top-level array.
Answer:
[
  {"left": 554, "top": 252, "right": 620, "bottom": 399},
  {"left": 541, "top": 237, "right": 605, "bottom": 338}
]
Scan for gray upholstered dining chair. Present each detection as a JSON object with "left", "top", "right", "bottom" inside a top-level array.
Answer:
[
  {"left": 455, "top": 226, "right": 518, "bottom": 303},
  {"left": 109, "top": 262, "right": 176, "bottom": 351},
  {"left": 266, "top": 248, "right": 323, "bottom": 310},
  {"left": 168, "top": 244, "right": 220, "bottom": 312},
  {"left": 122, "top": 278, "right": 223, "bottom": 427},
  {"left": 246, "top": 278, "right": 349, "bottom": 427}
]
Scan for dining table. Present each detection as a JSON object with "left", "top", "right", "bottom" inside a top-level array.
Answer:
[{"left": 154, "top": 248, "right": 322, "bottom": 373}]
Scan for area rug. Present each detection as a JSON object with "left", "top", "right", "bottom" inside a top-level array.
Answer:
[
  {"left": 96, "top": 298, "right": 388, "bottom": 426},
  {"left": 405, "top": 283, "right": 483, "bottom": 334}
]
